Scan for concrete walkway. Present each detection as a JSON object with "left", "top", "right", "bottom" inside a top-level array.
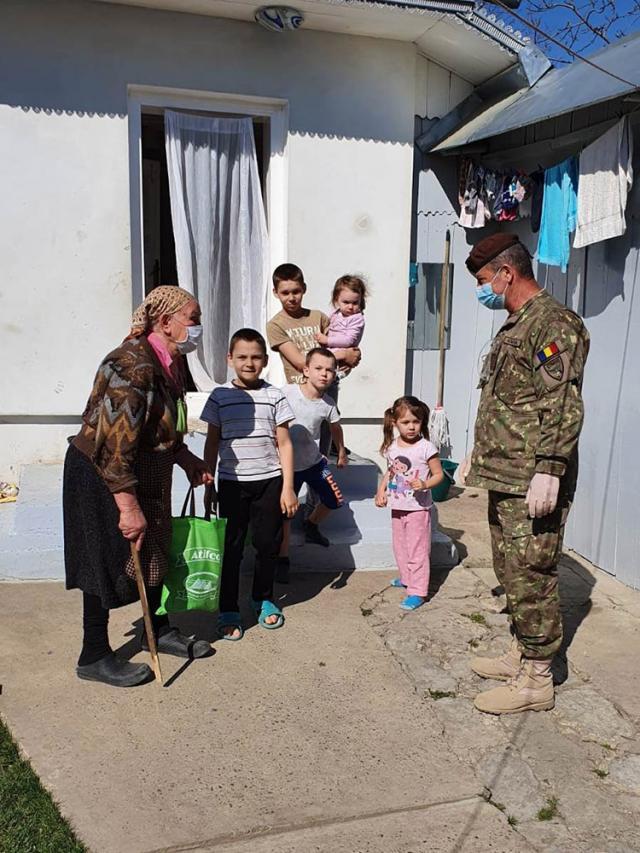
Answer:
[
  {"left": 367, "top": 487, "right": 640, "bottom": 852},
  {"left": 1, "top": 486, "right": 639, "bottom": 852},
  {"left": 0, "top": 572, "right": 521, "bottom": 853}
]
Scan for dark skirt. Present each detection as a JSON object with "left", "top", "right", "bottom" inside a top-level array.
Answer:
[{"left": 63, "top": 444, "right": 175, "bottom": 610}]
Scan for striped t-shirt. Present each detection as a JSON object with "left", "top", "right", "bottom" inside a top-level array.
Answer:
[{"left": 200, "top": 381, "right": 294, "bottom": 482}]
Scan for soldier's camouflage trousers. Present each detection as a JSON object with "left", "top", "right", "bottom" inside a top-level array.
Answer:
[{"left": 488, "top": 491, "right": 570, "bottom": 660}]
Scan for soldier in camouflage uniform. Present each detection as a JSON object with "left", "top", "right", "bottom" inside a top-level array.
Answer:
[{"left": 461, "top": 233, "right": 589, "bottom": 715}]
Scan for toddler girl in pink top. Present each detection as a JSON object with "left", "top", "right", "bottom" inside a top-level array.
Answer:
[
  {"left": 375, "top": 396, "right": 444, "bottom": 611},
  {"left": 315, "top": 275, "right": 367, "bottom": 378}
]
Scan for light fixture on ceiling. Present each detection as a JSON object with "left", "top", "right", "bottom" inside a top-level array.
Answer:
[{"left": 254, "top": 6, "right": 304, "bottom": 32}]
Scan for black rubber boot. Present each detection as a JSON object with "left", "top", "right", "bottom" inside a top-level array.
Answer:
[
  {"left": 142, "top": 626, "right": 212, "bottom": 659},
  {"left": 304, "top": 520, "right": 330, "bottom": 548},
  {"left": 76, "top": 652, "right": 153, "bottom": 687}
]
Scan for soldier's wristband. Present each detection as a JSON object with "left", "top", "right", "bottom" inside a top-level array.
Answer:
[{"left": 535, "top": 459, "right": 566, "bottom": 477}]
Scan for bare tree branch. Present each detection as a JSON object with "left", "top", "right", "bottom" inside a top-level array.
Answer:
[{"left": 485, "top": 1, "right": 640, "bottom": 64}]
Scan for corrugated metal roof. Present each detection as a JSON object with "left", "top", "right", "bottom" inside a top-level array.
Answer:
[
  {"left": 432, "top": 30, "right": 640, "bottom": 152},
  {"left": 358, "top": 0, "right": 530, "bottom": 52}
]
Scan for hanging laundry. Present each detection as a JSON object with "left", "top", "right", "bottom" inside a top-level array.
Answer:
[
  {"left": 497, "top": 174, "right": 520, "bottom": 221},
  {"left": 527, "top": 169, "right": 544, "bottom": 233},
  {"left": 514, "top": 173, "right": 531, "bottom": 203},
  {"left": 537, "top": 156, "right": 578, "bottom": 273},
  {"left": 458, "top": 159, "right": 489, "bottom": 228},
  {"left": 574, "top": 116, "right": 634, "bottom": 249},
  {"left": 458, "top": 159, "right": 532, "bottom": 228},
  {"left": 484, "top": 170, "right": 503, "bottom": 218}
]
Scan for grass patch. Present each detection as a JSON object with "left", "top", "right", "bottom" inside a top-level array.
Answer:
[
  {"left": 601, "top": 742, "right": 614, "bottom": 751},
  {"left": 536, "top": 796, "right": 559, "bottom": 821},
  {"left": 466, "top": 612, "right": 488, "bottom": 627},
  {"left": 0, "top": 716, "right": 86, "bottom": 852},
  {"left": 507, "top": 815, "right": 519, "bottom": 827},
  {"left": 428, "top": 689, "right": 456, "bottom": 700},
  {"left": 361, "top": 607, "right": 373, "bottom": 617},
  {"left": 468, "top": 638, "right": 480, "bottom": 649},
  {"left": 593, "top": 768, "right": 609, "bottom": 779}
]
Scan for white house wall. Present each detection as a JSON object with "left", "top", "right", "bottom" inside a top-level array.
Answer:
[
  {"left": 410, "top": 60, "right": 484, "bottom": 459},
  {"left": 0, "top": 0, "right": 418, "bottom": 473}
]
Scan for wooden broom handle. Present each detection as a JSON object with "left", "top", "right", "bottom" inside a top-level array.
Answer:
[{"left": 436, "top": 230, "right": 451, "bottom": 408}]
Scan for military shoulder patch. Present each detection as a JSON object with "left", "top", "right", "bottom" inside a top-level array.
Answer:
[
  {"left": 535, "top": 350, "right": 570, "bottom": 389},
  {"left": 542, "top": 356, "right": 566, "bottom": 382},
  {"left": 534, "top": 341, "right": 562, "bottom": 367}
]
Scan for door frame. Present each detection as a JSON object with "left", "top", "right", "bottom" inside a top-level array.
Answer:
[{"left": 127, "top": 84, "right": 289, "bottom": 309}]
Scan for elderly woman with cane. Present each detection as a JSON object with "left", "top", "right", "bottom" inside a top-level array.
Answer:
[{"left": 63, "top": 286, "right": 214, "bottom": 687}]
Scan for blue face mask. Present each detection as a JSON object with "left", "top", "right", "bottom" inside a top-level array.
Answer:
[
  {"left": 476, "top": 284, "right": 505, "bottom": 311},
  {"left": 476, "top": 269, "right": 507, "bottom": 310}
]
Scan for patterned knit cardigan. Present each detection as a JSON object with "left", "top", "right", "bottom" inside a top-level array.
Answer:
[{"left": 72, "top": 336, "right": 184, "bottom": 493}]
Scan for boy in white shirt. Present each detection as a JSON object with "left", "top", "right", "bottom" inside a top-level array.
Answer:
[{"left": 278, "top": 347, "right": 348, "bottom": 582}]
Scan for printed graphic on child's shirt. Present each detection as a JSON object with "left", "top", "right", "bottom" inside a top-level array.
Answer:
[
  {"left": 266, "top": 309, "right": 330, "bottom": 385},
  {"left": 388, "top": 456, "right": 429, "bottom": 508},
  {"left": 285, "top": 325, "right": 322, "bottom": 383},
  {"left": 385, "top": 438, "right": 438, "bottom": 512}
]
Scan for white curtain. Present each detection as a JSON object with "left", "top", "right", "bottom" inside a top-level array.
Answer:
[{"left": 165, "top": 110, "right": 269, "bottom": 388}]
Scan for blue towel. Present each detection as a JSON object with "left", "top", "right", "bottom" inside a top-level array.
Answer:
[{"left": 536, "top": 156, "right": 578, "bottom": 273}]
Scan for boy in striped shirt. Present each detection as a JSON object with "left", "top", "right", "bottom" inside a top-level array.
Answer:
[{"left": 201, "top": 329, "right": 298, "bottom": 639}]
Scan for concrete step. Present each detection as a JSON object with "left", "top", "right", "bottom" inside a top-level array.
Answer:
[{"left": 0, "top": 440, "right": 459, "bottom": 581}]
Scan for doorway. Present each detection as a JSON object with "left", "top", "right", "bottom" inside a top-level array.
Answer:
[{"left": 140, "top": 110, "right": 267, "bottom": 296}]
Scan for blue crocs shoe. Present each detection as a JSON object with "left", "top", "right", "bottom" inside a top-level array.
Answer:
[
  {"left": 390, "top": 578, "right": 406, "bottom": 589},
  {"left": 400, "top": 595, "right": 426, "bottom": 611}
]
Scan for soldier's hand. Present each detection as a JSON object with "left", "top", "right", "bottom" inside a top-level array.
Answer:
[
  {"left": 526, "top": 473, "right": 560, "bottom": 518},
  {"left": 458, "top": 453, "right": 473, "bottom": 486}
]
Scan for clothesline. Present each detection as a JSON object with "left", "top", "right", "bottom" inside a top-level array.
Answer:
[{"left": 458, "top": 116, "right": 634, "bottom": 274}]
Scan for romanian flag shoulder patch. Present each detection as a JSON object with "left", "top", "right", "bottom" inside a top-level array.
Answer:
[{"left": 535, "top": 341, "right": 561, "bottom": 365}]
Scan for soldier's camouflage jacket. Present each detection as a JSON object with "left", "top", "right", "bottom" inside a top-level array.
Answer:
[{"left": 467, "top": 290, "right": 589, "bottom": 497}]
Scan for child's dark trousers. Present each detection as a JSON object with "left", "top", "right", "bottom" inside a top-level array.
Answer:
[{"left": 218, "top": 476, "right": 284, "bottom": 612}]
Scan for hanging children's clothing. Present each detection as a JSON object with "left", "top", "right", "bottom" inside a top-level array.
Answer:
[
  {"left": 536, "top": 156, "right": 578, "bottom": 273},
  {"left": 574, "top": 116, "right": 634, "bottom": 249},
  {"left": 458, "top": 159, "right": 489, "bottom": 228},
  {"left": 458, "top": 159, "right": 532, "bottom": 228},
  {"left": 528, "top": 169, "right": 544, "bottom": 233}
]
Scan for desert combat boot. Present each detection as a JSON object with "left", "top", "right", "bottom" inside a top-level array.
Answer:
[
  {"left": 471, "top": 635, "right": 522, "bottom": 681},
  {"left": 474, "top": 658, "right": 554, "bottom": 715}
]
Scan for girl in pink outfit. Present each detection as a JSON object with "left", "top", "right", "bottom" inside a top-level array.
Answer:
[
  {"left": 375, "top": 396, "right": 444, "bottom": 611},
  {"left": 315, "top": 275, "right": 367, "bottom": 378}
]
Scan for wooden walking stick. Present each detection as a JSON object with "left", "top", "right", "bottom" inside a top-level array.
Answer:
[{"left": 129, "top": 542, "right": 163, "bottom": 685}]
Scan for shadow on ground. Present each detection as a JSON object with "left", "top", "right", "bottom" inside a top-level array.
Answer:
[
  {"left": 114, "top": 567, "right": 356, "bottom": 685},
  {"left": 553, "top": 553, "right": 595, "bottom": 684}
]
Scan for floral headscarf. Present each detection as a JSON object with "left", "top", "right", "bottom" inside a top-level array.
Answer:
[{"left": 129, "top": 286, "right": 195, "bottom": 337}]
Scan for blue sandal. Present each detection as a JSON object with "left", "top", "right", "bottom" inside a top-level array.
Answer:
[
  {"left": 218, "top": 612, "right": 244, "bottom": 641},
  {"left": 390, "top": 578, "right": 407, "bottom": 588},
  {"left": 400, "top": 595, "right": 426, "bottom": 611},
  {"left": 253, "top": 599, "right": 285, "bottom": 630}
]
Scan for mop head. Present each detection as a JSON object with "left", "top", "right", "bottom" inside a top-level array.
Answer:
[{"left": 428, "top": 407, "right": 450, "bottom": 451}]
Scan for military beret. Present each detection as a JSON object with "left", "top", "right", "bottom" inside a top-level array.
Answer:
[{"left": 465, "top": 233, "right": 521, "bottom": 274}]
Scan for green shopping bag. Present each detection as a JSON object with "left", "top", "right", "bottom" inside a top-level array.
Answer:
[{"left": 156, "top": 486, "right": 226, "bottom": 615}]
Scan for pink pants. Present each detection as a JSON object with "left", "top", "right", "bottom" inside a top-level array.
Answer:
[{"left": 391, "top": 509, "right": 431, "bottom": 598}]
